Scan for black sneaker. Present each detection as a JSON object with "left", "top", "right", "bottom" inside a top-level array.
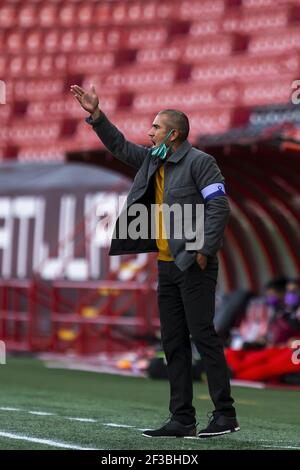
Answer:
[
  {"left": 142, "top": 419, "right": 197, "bottom": 438},
  {"left": 198, "top": 412, "right": 240, "bottom": 438}
]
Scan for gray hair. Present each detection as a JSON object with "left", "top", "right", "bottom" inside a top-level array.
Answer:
[{"left": 159, "top": 109, "right": 190, "bottom": 142}]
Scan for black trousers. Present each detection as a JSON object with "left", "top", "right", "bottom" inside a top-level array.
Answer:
[{"left": 157, "top": 258, "right": 235, "bottom": 425}]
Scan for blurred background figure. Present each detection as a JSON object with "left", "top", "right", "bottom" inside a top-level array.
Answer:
[
  {"left": 225, "top": 277, "right": 300, "bottom": 383},
  {"left": 284, "top": 278, "right": 300, "bottom": 314},
  {"left": 234, "top": 278, "right": 287, "bottom": 350},
  {"left": 268, "top": 278, "right": 300, "bottom": 345}
]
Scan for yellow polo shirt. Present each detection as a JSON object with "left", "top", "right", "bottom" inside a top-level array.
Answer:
[{"left": 154, "top": 165, "right": 174, "bottom": 261}]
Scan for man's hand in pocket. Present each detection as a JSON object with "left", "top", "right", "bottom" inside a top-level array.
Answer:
[{"left": 196, "top": 253, "right": 207, "bottom": 270}]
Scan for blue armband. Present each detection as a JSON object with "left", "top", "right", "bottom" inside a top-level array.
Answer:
[{"left": 201, "top": 183, "right": 226, "bottom": 201}]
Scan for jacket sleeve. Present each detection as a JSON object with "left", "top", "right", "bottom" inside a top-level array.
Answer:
[
  {"left": 192, "top": 153, "right": 231, "bottom": 257},
  {"left": 86, "top": 112, "right": 149, "bottom": 171}
]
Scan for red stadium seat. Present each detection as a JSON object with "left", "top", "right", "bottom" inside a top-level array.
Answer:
[
  {"left": 58, "top": 4, "right": 76, "bottom": 27},
  {"left": 190, "top": 53, "right": 299, "bottom": 84},
  {"left": 188, "top": 108, "right": 233, "bottom": 138},
  {"left": 11, "top": 122, "right": 62, "bottom": 144},
  {"left": 2, "top": 0, "right": 300, "bottom": 162},
  {"left": 130, "top": 3, "right": 158, "bottom": 23},
  {"left": 136, "top": 44, "right": 182, "bottom": 65},
  {"left": 183, "top": 36, "right": 235, "bottom": 62},
  {"left": 0, "top": 31, "right": 5, "bottom": 52},
  {"left": 0, "top": 55, "right": 6, "bottom": 76},
  {"left": 75, "top": 121, "right": 106, "bottom": 146},
  {"left": 222, "top": 6, "right": 289, "bottom": 33},
  {"left": 248, "top": 27, "right": 300, "bottom": 54},
  {"left": 13, "top": 78, "right": 65, "bottom": 100},
  {"left": 240, "top": 75, "right": 296, "bottom": 105},
  {"left": 8, "top": 56, "right": 24, "bottom": 78},
  {"left": 132, "top": 83, "right": 239, "bottom": 113},
  {"left": 108, "top": 2, "right": 160, "bottom": 25},
  {"left": 68, "top": 52, "right": 115, "bottom": 74},
  {"left": 89, "top": 30, "right": 106, "bottom": 51},
  {"left": 0, "top": 5, "right": 16, "bottom": 28},
  {"left": 76, "top": 31, "right": 93, "bottom": 51},
  {"left": 44, "top": 30, "right": 60, "bottom": 53},
  {"left": 39, "top": 4, "right": 58, "bottom": 28},
  {"left": 17, "top": 144, "right": 65, "bottom": 163},
  {"left": 93, "top": 1, "right": 224, "bottom": 25},
  {"left": 48, "top": 29, "right": 106, "bottom": 53},
  {"left": 6, "top": 31, "right": 24, "bottom": 53},
  {"left": 0, "top": 121, "right": 62, "bottom": 148},
  {"left": 26, "top": 99, "right": 78, "bottom": 120},
  {"left": 60, "top": 30, "right": 76, "bottom": 53},
  {"left": 7, "top": 54, "right": 68, "bottom": 78},
  {"left": 0, "top": 104, "right": 12, "bottom": 124},
  {"left": 26, "top": 92, "right": 119, "bottom": 119},
  {"left": 94, "top": 3, "right": 112, "bottom": 25},
  {"left": 111, "top": 3, "right": 129, "bottom": 24},
  {"left": 77, "top": 4, "right": 94, "bottom": 26},
  {"left": 136, "top": 34, "right": 235, "bottom": 66},
  {"left": 242, "top": 0, "right": 287, "bottom": 9},
  {"left": 179, "top": 0, "right": 226, "bottom": 19},
  {"left": 18, "top": 4, "right": 38, "bottom": 28},
  {"left": 81, "top": 75, "right": 113, "bottom": 94},
  {"left": 25, "top": 31, "right": 43, "bottom": 53},
  {"left": 190, "top": 19, "right": 221, "bottom": 37},
  {"left": 127, "top": 26, "right": 168, "bottom": 47},
  {"left": 104, "top": 65, "right": 176, "bottom": 89}
]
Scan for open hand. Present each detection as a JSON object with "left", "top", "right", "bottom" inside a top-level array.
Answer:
[{"left": 70, "top": 84, "right": 100, "bottom": 117}]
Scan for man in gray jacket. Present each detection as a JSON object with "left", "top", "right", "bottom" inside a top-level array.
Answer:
[{"left": 71, "top": 84, "right": 239, "bottom": 438}]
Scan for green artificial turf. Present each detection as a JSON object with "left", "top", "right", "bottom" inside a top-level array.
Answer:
[{"left": 0, "top": 357, "right": 299, "bottom": 450}]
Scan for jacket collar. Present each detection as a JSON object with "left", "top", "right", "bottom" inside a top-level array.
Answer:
[{"left": 167, "top": 140, "right": 192, "bottom": 164}]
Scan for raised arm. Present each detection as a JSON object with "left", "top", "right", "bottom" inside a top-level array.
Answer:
[{"left": 70, "top": 84, "right": 149, "bottom": 170}]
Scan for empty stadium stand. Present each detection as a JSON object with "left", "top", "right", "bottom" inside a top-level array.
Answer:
[{"left": 1, "top": 0, "right": 300, "bottom": 159}]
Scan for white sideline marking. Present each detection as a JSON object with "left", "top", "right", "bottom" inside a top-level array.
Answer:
[
  {"left": 0, "top": 407, "right": 97, "bottom": 422},
  {"left": 0, "top": 407, "right": 139, "bottom": 430},
  {"left": 0, "top": 407, "right": 55, "bottom": 416},
  {"left": 66, "top": 417, "right": 97, "bottom": 422},
  {"left": 230, "top": 380, "right": 265, "bottom": 389},
  {"left": 0, "top": 431, "right": 102, "bottom": 450},
  {"left": 104, "top": 423, "right": 135, "bottom": 428},
  {"left": 0, "top": 407, "right": 22, "bottom": 411},
  {"left": 263, "top": 445, "right": 300, "bottom": 450}
]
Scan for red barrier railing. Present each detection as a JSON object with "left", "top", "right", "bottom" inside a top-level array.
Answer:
[{"left": 0, "top": 278, "right": 159, "bottom": 355}]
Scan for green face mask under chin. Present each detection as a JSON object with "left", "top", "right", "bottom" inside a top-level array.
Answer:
[{"left": 151, "top": 129, "right": 175, "bottom": 160}]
